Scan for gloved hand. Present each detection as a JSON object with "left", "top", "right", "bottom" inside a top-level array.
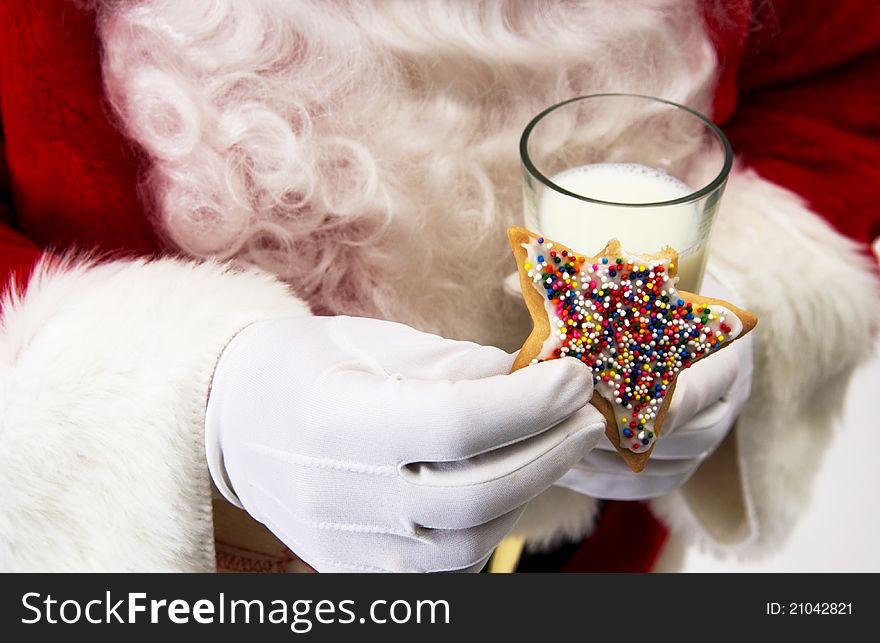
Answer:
[
  {"left": 204, "top": 315, "right": 606, "bottom": 572},
  {"left": 554, "top": 270, "right": 754, "bottom": 500}
]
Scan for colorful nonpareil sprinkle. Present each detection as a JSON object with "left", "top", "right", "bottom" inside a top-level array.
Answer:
[{"left": 523, "top": 237, "right": 741, "bottom": 453}]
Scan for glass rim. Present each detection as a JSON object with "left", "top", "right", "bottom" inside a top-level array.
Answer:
[{"left": 519, "top": 93, "right": 734, "bottom": 208}]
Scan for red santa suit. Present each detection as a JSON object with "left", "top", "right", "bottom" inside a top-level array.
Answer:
[{"left": 0, "top": 0, "right": 878, "bottom": 571}]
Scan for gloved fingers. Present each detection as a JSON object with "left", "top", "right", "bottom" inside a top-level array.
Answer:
[
  {"left": 573, "top": 447, "right": 701, "bottom": 478},
  {"left": 592, "top": 346, "right": 750, "bottom": 462},
  {"left": 226, "top": 443, "right": 414, "bottom": 530},
  {"left": 414, "top": 508, "right": 524, "bottom": 573},
  {"left": 451, "top": 552, "right": 495, "bottom": 574},
  {"left": 587, "top": 398, "right": 714, "bottom": 455},
  {"left": 555, "top": 457, "right": 701, "bottom": 500},
  {"left": 664, "top": 345, "right": 740, "bottom": 435},
  {"left": 328, "top": 315, "right": 516, "bottom": 380},
  {"left": 401, "top": 406, "right": 605, "bottom": 530},
  {"left": 586, "top": 407, "right": 730, "bottom": 460},
  {"left": 240, "top": 486, "right": 403, "bottom": 573},
  {"left": 670, "top": 398, "right": 732, "bottom": 433},
  {"left": 255, "top": 481, "right": 520, "bottom": 572},
  {"left": 651, "top": 403, "right": 737, "bottom": 460},
  {"left": 332, "top": 356, "right": 595, "bottom": 462},
  {"left": 229, "top": 429, "right": 580, "bottom": 538}
]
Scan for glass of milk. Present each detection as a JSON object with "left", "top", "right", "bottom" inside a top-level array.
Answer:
[{"left": 520, "top": 94, "right": 732, "bottom": 291}]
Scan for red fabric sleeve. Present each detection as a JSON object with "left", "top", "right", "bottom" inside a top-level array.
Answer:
[
  {"left": 0, "top": 0, "right": 159, "bottom": 307},
  {"left": 737, "top": 0, "right": 880, "bottom": 92},
  {"left": 0, "top": 129, "right": 43, "bottom": 305},
  {"left": 725, "top": 50, "right": 880, "bottom": 244},
  {"left": 0, "top": 0, "right": 158, "bottom": 256},
  {"left": 562, "top": 501, "right": 668, "bottom": 572},
  {"left": 0, "top": 223, "right": 42, "bottom": 303},
  {"left": 707, "top": 0, "right": 880, "bottom": 245}
]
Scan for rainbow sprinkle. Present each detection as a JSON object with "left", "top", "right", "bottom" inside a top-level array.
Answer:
[{"left": 524, "top": 237, "right": 741, "bottom": 453}]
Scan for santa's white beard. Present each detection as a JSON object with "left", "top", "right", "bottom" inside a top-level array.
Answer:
[{"left": 98, "top": 0, "right": 718, "bottom": 347}]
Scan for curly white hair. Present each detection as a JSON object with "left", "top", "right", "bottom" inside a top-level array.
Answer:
[{"left": 98, "top": 0, "right": 717, "bottom": 346}]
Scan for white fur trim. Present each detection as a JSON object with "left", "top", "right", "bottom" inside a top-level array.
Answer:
[
  {"left": 650, "top": 167, "right": 880, "bottom": 557},
  {"left": 511, "top": 487, "right": 601, "bottom": 552},
  {"left": 0, "top": 256, "right": 310, "bottom": 570}
]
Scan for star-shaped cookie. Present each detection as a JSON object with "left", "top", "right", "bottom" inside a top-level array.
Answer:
[{"left": 508, "top": 226, "right": 757, "bottom": 473}]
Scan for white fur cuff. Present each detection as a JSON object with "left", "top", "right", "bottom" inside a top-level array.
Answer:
[
  {"left": 512, "top": 486, "right": 601, "bottom": 552},
  {"left": 0, "top": 256, "right": 310, "bottom": 570}
]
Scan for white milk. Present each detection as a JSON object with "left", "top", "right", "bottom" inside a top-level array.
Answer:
[{"left": 529, "top": 163, "right": 706, "bottom": 291}]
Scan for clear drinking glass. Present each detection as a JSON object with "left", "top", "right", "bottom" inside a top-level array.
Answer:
[{"left": 520, "top": 94, "right": 733, "bottom": 292}]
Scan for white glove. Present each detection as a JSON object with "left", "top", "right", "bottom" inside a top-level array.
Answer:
[
  {"left": 554, "top": 270, "right": 754, "bottom": 500},
  {"left": 204, "top": 315, "right": 606, "bottom": 572}
]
